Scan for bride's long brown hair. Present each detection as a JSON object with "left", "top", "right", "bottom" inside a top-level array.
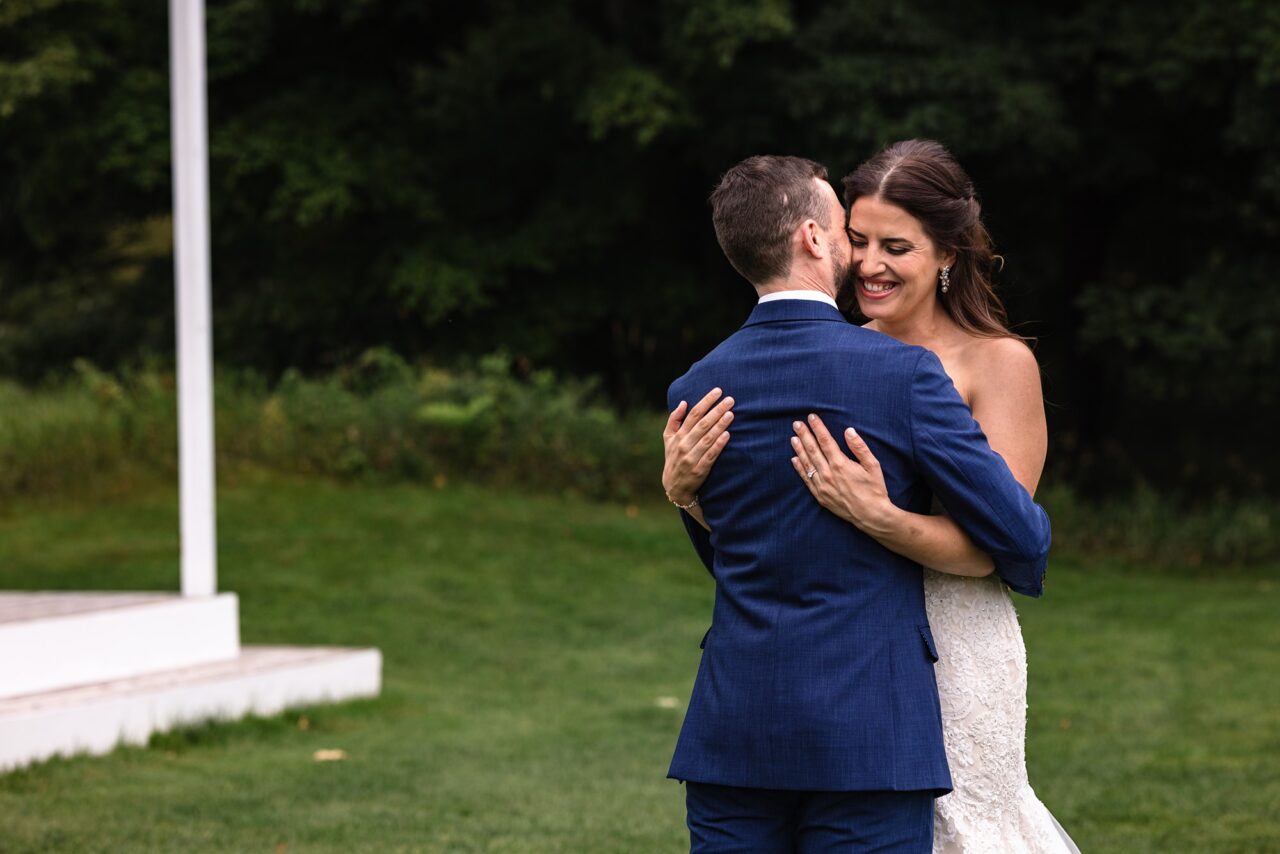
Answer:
[{"left": 839, "top": 139, "right": 1022, "bottom": 340}]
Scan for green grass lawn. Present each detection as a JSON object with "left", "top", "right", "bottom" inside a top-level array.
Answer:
[{"left": 0, "top": 474, "right": 1277, "bottom": 852}]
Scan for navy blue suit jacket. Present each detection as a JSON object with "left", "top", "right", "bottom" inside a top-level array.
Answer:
[{"left": 667, "top": 299, "right": 1051, "bottom": 793}]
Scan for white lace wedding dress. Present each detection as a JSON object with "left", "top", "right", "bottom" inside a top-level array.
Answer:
[{"left": 924, "top": 567, "right": 1082, "bottom": 853}]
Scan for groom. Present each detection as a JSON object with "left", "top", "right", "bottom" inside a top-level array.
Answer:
[{"left": 666, "top": 156, "right": 1051, "bottom": 852}]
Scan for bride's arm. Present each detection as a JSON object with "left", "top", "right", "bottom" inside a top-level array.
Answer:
[{"left": 791, "top": 338, "right": 1046, "bottom": 577}]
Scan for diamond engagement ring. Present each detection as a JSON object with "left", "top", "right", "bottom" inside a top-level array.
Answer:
[{"left": 806, "top": 468, "right": 818, "bottom": 480}]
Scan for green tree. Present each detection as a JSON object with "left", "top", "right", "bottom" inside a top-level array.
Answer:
[{"left": 1, "top": 0, "right": 1277, "bottom": 493}]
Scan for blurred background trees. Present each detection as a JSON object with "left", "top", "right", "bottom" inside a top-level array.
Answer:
[{"left": 1, "top": 0, "right": 1277, "bottom": 497}]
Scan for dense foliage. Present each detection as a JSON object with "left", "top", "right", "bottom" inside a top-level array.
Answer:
[{"left": 2, "top": 0, "right": 1277, "bottom": 494}]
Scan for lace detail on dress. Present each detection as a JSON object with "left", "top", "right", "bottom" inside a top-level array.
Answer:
[{"left": 924, "top": 569, "right": 1081, "bottom": 853}]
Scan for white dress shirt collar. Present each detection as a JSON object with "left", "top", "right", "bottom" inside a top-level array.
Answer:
[{"left": 757, "top": 290, "right": 839, "bottom": 310}]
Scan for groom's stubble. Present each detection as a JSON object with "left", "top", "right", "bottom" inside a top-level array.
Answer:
[{"left": 831, "top": 238, "right": 855, "bottom": 304}]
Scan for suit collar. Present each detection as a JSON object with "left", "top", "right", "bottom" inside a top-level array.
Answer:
[{"left": 741, "top": 298, "right": 849, "bottom": 328}]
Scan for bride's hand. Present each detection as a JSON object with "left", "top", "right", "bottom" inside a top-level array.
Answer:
[
  {"left": 662, "top": 387, "right": 735, "bottom": 505},
  {"left": 790, "top": 413, "right": 898, "bottom": 537}
]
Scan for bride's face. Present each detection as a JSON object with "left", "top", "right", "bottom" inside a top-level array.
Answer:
[{"left": 846, "top": 195, "right": 954, "bottom": 324}]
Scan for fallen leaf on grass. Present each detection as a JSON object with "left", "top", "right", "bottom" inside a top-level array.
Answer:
[{"left": 313, "top": 749, "right": 348, "bottom": 762}]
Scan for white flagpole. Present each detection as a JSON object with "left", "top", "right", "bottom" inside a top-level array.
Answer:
[{"left": 169, "top": 0, "right": 217, "bottom": 597}]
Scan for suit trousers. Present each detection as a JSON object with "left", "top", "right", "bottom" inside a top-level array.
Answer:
[{"left": 685, "top": 781, "right": 934, "bottom": 853}]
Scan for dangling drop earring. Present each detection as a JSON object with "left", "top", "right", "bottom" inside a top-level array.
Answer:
[{"left": 940, "top": 265, "right": 951, "bottom": 294}]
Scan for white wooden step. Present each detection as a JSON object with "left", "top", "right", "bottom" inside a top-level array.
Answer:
[
  {"left": 0, "top": 644, "right": 382, "bottom": 771},
  {"left": 0, "top": 592, "right": 240, "bottom": 699}
]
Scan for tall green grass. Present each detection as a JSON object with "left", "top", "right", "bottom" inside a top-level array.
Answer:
[
  {"left": 0, "top": 352, "right": 1275, "bottom": 566},
  {"left": 1039, "top": 483, "right": 1278, "bottom": 569},
  {"left": 0, "top": 362, "right": 177, "bottom": 496},
  {"left": 0, "top": 352, "right": 664, "bottom": 503}
]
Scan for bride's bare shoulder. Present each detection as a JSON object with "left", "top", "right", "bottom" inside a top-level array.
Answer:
[
  {"left": 964, "top": 334, "right": 1047, "bottom": 488},
  {"left": 967, "top": 335, "right": 1042, "bottom": 398}
]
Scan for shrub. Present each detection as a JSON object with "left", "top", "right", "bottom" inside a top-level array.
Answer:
[
  {"left": 0, "top": 351, "right": 664, "bottom": 503},
  {"left": 1039, "top": 484, "right": 1278, "bottom": 569}
]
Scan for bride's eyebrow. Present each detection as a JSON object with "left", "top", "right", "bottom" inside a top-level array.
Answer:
[{"left": 847, "top": 227, "right": 913, "bottom": 245}]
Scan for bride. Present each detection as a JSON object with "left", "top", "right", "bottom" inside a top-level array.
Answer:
[{"left": 663, "top": 139, "right": 1080, "bottom": 853}]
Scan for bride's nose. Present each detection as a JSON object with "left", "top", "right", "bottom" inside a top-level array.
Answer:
[{"left": 857, "top": 248, "right": 886, "bottom": 277}]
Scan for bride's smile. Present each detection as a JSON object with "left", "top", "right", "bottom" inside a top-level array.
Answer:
[{"left": 859, "top": 276, "right": 898, "bottom": 297}]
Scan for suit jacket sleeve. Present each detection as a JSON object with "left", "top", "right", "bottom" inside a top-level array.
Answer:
[
  {"left": 679, "top": 509, "right": 716, "bottom": 579},
  {"left": 909, "top": 350, "right": 1051, "bottom": 597}
]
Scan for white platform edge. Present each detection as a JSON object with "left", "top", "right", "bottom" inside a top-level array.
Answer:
[
  {"left": 0, "top": 645, "right": 382, "bottom": 772},
  {"left": 0, "top": 593, "right": 240, "bottom": 699}
]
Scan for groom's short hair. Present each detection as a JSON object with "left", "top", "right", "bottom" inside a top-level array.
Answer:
[{"left": 709, "top": 155, "right": 831, "bottom": 286}]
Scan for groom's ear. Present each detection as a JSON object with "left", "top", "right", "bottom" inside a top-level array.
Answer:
[{"left": 798, "top": 218, "right": 825, "bottom": 259}]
